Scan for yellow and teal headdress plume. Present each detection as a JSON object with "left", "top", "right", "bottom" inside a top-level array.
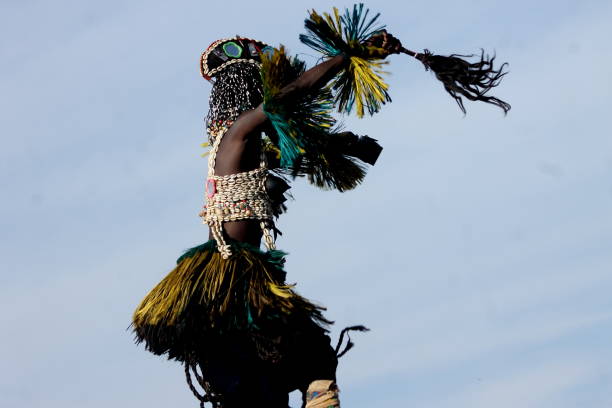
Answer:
[{"left": 299, "top": 3, "right": 391, "bottom": 117}]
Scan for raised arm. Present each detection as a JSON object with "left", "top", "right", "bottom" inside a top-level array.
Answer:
[
  {"left": 213, "top": 54, "right": 349, "bottom": 176},
  {"left": 274, "top": 54, "right": 348, "bottom": 102},
  {"left": 215, "top": 33, "right": 401, "bottom": 175},
  {"left": 223, "top": 54, "right": 348, "bottom": 139}
]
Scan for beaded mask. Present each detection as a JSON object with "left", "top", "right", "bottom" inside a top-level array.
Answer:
[
  {"left": 205, "top": 62, "right": 264, "bottom": 144},
  {"left": 202, "top": 37, "right": 273, "bottom": 144},
  {"left": 200, "top": 37, "right": 270, "bottom": 80}
]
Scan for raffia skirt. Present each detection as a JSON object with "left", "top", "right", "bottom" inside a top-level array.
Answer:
[{"left": 132, "top": 240, "right": 332, "bottom": 365}]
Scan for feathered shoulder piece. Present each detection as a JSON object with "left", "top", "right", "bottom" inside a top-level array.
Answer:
[
  {"left": 260, "top": 46, "right": 383, "bottom": 192},
  {"left": 260, "top": 46, "right": 336, "bottom": 168},
  {"left": 299, "top": 3, "right": 391, "bottom": 117}
]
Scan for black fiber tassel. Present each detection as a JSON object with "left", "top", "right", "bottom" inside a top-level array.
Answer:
[
  {"left": 403, "top": 47, "right": 511, "bottom": 114},
  {"left": 265, "top": 173, "right": 291, "bottom": 217},
  {"left": 329, "top": 132, "right": 383, "bottom": 166},
  {"left": 288, "top": 130, "right": 383, "bottom": 192},
  {"left": 335, "top": 325, "right": 370, "bottom": 358}
]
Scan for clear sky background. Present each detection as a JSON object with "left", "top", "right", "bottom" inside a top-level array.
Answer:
[{"left": 1, "top": 0, "right": 611, "bottom": 407}]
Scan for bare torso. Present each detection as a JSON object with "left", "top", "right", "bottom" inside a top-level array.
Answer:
[{"left": 208, "top": 109, "right": 268, "bottom": 246}]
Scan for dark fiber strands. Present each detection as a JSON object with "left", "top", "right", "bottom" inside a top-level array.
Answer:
[{"left": 409, "top": 48, "right": 511, "bottom": 114}]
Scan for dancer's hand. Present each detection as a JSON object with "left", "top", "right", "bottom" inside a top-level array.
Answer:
[{"left": 365, "top": 30, "right": 402, "bottom": 57}]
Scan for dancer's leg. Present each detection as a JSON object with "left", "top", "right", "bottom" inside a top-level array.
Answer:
[{"left": 199, "top": 335, "right": 290, "bottom": 408}]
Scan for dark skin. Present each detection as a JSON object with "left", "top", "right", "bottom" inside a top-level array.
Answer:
[{"left": 210, "top": 32, "right": 401, "bottom": 246}]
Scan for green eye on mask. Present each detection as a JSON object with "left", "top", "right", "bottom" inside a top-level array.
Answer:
[{"left": 223, "top": 42, "right": 243, "bottom": 58}]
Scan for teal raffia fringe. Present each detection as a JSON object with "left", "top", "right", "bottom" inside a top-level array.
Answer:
[
  {"left": 300, "top": 3, "right": 385, "bottom": 57},
  {"left": 299, "top": 3, "right": 392, "bottom": 117},
  {"left": 260, "top": 46, "right": 336, "bottom": 168},
  {"left": 260, "top": 45, "right": 383, "bottom": 191}
]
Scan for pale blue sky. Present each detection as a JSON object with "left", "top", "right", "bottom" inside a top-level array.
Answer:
[{"left": 1, "top": 0, "right": 611, "bottom": 407}]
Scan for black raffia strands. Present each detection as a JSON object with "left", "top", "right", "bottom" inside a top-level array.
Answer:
[{"left": 410, "top": 48, "right": 511, "bottom": 115}]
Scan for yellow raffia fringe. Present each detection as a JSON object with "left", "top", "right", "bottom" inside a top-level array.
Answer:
[
  {"left": 308, "top": 6, "right": 390, "bottom": 118},
  {"left": 132, "top": 246, "right": 311, "bottom": 328},
  {"left": 325, "top": 7, "right": 342, "bottom": 34},
  {"left": 348, "top": 56, "right": 390, "bottom": 117}
]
